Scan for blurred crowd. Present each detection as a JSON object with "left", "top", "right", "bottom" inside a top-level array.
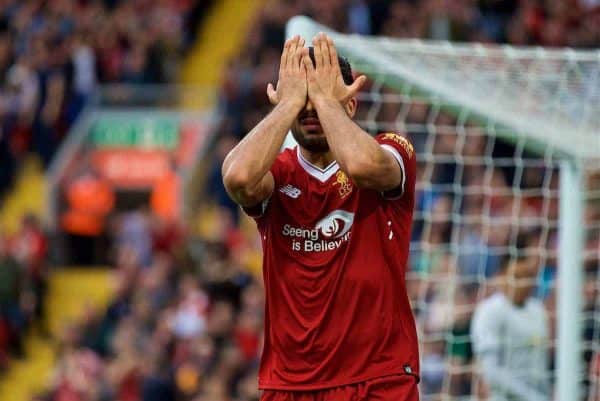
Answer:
[
  {"left": 4, "top": 0, "right": 598, "bottom": 400},
  {"left": 0, "top": 214, "right": 48, "bottom": 371},
  {"left": 0, "top": 0, "right": 211, "bottom": 202},
  {"left": 37, "top": 209, "right": 263, "bottom": 401}
]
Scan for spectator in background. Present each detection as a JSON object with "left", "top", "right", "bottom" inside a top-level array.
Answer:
[
  {"left": 471, "top": 236, "right": 550, "bottom": 401},
  {"left": 446, "top": 283, "right": 477, "bottom": 396},
  {"left": 115, "top": 208, "right": 153, "bottom": 268},
  {"left": 32, "top": 36, "right": 66, "bottom": 168},
  {"left": 61, "top": 162, "right": 115, "bottom": 265},
  {"left": 347, "top": 0, "right": 371, "bottom": 34},
  {"left": 0, "top": 128, "right": 17, "bottom": 202},
  {"left": 11, "top": 213, "right": 48, "bottom": 333},
  {"left": 477, "top": 0, "right": 519, "bottom": 42},
  {"left": 5, "top": 52, "right": 39, "bottom": 155},
  {"left": 0, "top": 231, "right": 25, "bottom": 361},
  {"left": 206, "top": 135, "right": 241, "bottom": 223},
  {"left": 67, "top": 29, "right": 96, "bottom": 124},
  {"left": 583, "top": 254, "right": 600, "bottom": 399},
  {"left": 151, "top": 160, "right": 181, "bottom": 223},
  {"left": 141, "top": 349, "right": 176, "bottom": 401},
  {"left": 169, "top": 276, "right": 209, "bottom": 340}
]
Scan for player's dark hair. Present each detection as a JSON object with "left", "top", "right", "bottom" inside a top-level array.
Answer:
[
  {"left": 307, "top": 46, "right": 354, "bottom": 85},
  {"left": 498, "top": 230, "right": 538, "bottom": 273}
]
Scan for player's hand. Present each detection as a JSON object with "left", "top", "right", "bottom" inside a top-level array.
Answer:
[
  {"left": 302, "top": 33, "right": 366, "bottom": 105},
  {"left": 267, "top": 35, "right": 307, "bottom": 108}
]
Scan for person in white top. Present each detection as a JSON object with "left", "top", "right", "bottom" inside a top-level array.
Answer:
[{"left": 471, "top": 242, "right": 550, "bottom": 401}]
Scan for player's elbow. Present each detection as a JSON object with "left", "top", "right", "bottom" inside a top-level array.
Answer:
[
  {"left": 222, "top": 165, "right": 251, "bottom": 194},
  {"left": 345, "top": 155, "right": 390, "bottom": 189}
]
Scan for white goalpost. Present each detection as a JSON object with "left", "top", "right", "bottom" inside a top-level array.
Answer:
[{"left": 287, "top": 15, "right": 599, "bottom": 401}]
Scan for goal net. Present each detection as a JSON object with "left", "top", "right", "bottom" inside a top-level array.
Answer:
[{"left": 288, "top": 17, "right": 600, "bottom": 401}]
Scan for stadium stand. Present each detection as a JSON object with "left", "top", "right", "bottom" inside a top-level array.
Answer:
[
  {"left": 0, "top": 1, "right": 598, "bottom": 401},
  {"left": 0, "top": 0, "right": 213, "bottom": 214},
  {"left": 0, "top": 0, "right": 211, "bottom": 399}
]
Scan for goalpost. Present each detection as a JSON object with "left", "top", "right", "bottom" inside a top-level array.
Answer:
[{"left": 287, "top": 16, "right": 599, "bottom": 401}]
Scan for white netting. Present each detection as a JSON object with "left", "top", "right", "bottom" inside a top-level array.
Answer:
[
  {"left": 584, "top": 170, "right": 600, "bottom": 401},
  {"left": 332, "top": 35, "right": 600, "bottom": 161},
  {"left": 288, "top": 18, "right": 600, "bottom": 401}
]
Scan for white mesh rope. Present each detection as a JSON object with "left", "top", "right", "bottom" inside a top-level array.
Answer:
[
  {"left": 285, "top": 16, "right": 600, "bottom": 401},
  {"left": 584, "top": 171, "right": 600, "bottom": 401},
  {"left": 356, "top": 75, "right": 565, "bottom": 401},
  {"left": 350, "top": 53, "right": 600, "bottom": 401},
  {"left": 332, "top": 35, "right": 600, "bottom": 161},
  {"left": 289, "top": 16, "right": 600, "bottom": 161}
]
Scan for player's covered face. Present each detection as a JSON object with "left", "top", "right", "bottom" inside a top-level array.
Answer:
[
  {"left": 291, "top": 99, "right": 330, "bottom": 153},
  {"left": 507, "top": 256, "right": 540, "bottom": 303},
  {"left": 291, "top": 98, "right": 357, "bottom": 154}
]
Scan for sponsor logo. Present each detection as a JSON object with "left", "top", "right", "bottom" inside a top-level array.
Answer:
[
  {"left": 332, "top": 170, "right": 353, "bottom": 198},
  {"left": 382, "top": 133, "right": 414, "bottom": 158},
  {"left": 315, "top": 210, "right": 354, "bottom": 238},
  {"left": 279, "top": 184, "right": 301, "bottom": 199},
  {"left": 282, "top": 209, "right": 354, "bottom": 252}
]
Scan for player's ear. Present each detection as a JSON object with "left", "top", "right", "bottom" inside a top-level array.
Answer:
[{"left": 344, "top": 97, "right": 357, "bottom": 118}]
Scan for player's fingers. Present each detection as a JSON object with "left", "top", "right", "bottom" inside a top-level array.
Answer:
[
  {"left": 346, "top": 75, "right": 367, "bottom": 99},
  {"left": 320, "top": 33, "right": 331, "bottom": 69},
  {"left": 291, "top": 37, "right": 305, "bottom": 71},
  {"left": 287, "top": 35, "right": 301, "bottom": 69},
  {"left": 312, "top": 34, "right": 324, "bottom": 70},
  {"left": 302, "top": 49, "right": 315, "bottom": 76},
  {"left": 280, "top": 37, "right": 293, "bottom": 71},
  {"left": 266, "top": 83, "right": 278, "bottom": 105},
  {"left": 299, "top": 37, "right": 306, "bottom": 65},
  {"left": 327, "top": 35, "right": 340, "bottom": 72}
]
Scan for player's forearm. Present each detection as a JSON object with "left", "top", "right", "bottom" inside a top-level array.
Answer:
[
  {"left": 222, "top": 100, "right": 301, "bottom": 189},
  {"left": 313, "top": 98, "right": 392, "bottom": 187}
]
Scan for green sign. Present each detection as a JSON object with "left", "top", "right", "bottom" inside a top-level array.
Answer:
[{"left": 91, "top": 117, "right": 179, "bottom": 149}]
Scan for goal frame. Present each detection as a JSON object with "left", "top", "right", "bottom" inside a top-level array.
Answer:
[{"left": 286, "top": 15, "right": 587, "bottom": 400}]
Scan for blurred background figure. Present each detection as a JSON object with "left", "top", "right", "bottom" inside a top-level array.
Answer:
[
  {"left": 0, "top": 229, "right": 26, "bottom": 364},
  {"left": 60, "top": 162, "right": 114, "bottom": 266},
  {"left": 471, "top": 235, "right": 550, "bottom": 401}
]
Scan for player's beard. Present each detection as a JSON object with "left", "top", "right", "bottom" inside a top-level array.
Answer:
[{"left": 291, "top": 112, "right": 330, "bottom": 153}]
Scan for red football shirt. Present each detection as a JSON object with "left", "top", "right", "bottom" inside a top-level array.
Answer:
[{"left": 247, "top": 133, "right": 419, "bottom": 390}]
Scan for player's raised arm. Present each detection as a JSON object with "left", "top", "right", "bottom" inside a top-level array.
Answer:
[
  {"left": 222, "top": 35, "right": 307, "bottom": 207},
  {"left": 302, "top": 33, "right": 402, "bottom": 192}
]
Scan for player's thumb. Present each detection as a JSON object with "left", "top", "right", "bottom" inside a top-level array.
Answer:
[
  {"left": 266, "top": 83, "right": 278, "bottom": 105},
  {"left": 347, "top": 75, "right": 367, "bottom": 97}
]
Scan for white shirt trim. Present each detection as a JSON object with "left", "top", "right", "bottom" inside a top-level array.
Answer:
[
  {"left": 380, "top": 144, "right": 406, "bottom": 198},
  {"left": 296, "top": 147, "right": 340, "bottom": 183}
]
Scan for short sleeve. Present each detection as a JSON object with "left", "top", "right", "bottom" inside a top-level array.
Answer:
[
  {"left": 242, "top": 197, "right": 271, "bottom": 218},
  {"left": 375, "top": 133, "right": 416, "bottom": 200}
]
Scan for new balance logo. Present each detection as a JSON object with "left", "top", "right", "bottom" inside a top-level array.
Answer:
[{"left": 279, "top": 184, "right": 301, "bottom": 199}]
